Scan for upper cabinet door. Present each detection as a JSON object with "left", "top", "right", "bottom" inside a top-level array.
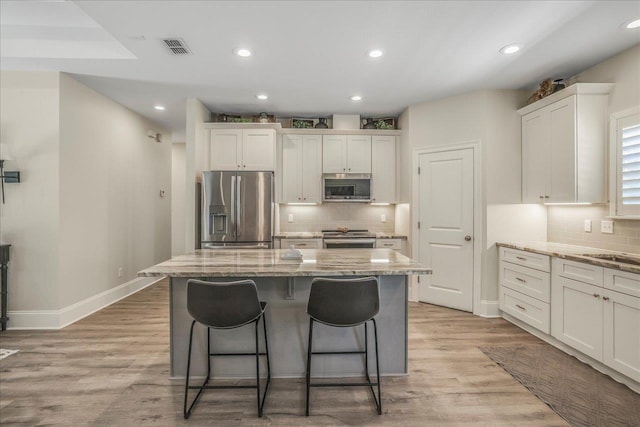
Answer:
[
  {"left": 522, "top": 111, "right": 548, "bottom": 203},
  {"left": 371, "top": 136, "right": 396, "bottom": 203},
  {"left": 241, "top": 129, "right": 275, "bottom": 171},
  {"left": 209, "top": 129, "right": 242, "bottom": 170},
  {"left": 301, "top": 135, "right": 323, "bottom": 203},
  {"left": 548, "top": 96, "right": 577, "bottom": 202},
  {"left": 282, "top": 134, "right": 302, "bottom": 203},
  {"left": 323, "top": 135, "right": 347, "bottom": 173},
  {"left": 346, "top": 135, "right": 372, "bottom": 173}
]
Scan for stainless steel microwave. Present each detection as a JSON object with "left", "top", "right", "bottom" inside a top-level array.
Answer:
[{"left": 323, "top": 173, "right": 371, "bottom": 202}]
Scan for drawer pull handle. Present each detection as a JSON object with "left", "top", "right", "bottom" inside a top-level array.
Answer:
[
  {"left": 515, "top": 304, "right": 526, "bottom": 311},
  {"left": 593, "top": 294, "right": 600, "bottom": 299},
  {"left": 603, "top": 296, "right": 610, "bottom": 301},
  {"left": 515, "top": 256, "right": 527, "bottom": 261},
  {"left": 297, "top": 244, "right": 307, "bottom": 246},
  {"left": 383, "top": 243, "right": 393, "bottom": 247},
  {"left": 515, "top": 277, "right": 527, "bottom": 283}
]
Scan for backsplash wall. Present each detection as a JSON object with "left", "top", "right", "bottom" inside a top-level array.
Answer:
[
  {"left": 547, "top": 205, "right": 639, "bottom": 254},
  {"left": 279, "top": 204, "right": 395, "bottom": 233}
]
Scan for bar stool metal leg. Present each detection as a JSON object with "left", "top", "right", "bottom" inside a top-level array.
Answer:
[
  {"left": 372, "top": 318, "right": 382, "bottom": 414},
  {"left": 305, "top": 318, "right": 314, "bottom": 416},
  {"left": 184, "top": 320, "right": 211, "bottom": 419}
]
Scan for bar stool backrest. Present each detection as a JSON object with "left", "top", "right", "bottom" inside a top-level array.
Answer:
[
  {"left": 307, "top": 277, "right": 379, "bottom": 327},
  {"left": 187, "top": 279, "right": 263, "bottom": 329}
]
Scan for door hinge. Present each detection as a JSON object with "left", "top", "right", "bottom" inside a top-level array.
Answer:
[
  {"left": 417, "top": 166, "right": 421, "bottom": 175},
  {"left": 417, "top": 276, "right": 420, "bottom": 283},
  {"left": 417, "top": 221, "right": 421, "bottom": 229}
]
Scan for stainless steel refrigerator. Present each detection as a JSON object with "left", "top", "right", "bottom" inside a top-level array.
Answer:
[{"left": 201, "top": 171, "right": 274, "bottom": 249}]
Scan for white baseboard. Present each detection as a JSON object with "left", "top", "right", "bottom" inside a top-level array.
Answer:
[
  {"left": 476, "top": 300, "right": 500, "bottom": 318},
  {"left": 7, "top": 277, "right": 163, "bottom": 330}
]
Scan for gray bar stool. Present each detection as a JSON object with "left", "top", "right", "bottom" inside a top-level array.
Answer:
[
  {"left": 305, "top": 276, "right": 382, "bottom": 416},
  {"left": 183, "top": 279, "right": 271, "bottom": 419}
]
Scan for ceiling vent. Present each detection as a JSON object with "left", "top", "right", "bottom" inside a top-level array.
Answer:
[{"left": 162, "top": 38, "right": 192, "bottom": 55}]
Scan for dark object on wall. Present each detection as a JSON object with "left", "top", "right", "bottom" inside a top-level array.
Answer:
[{"left": 315, "top": 118, "right": 329, "bottom": 129}]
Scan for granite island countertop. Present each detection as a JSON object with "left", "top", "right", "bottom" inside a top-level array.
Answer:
[
  {"left": 497, "top": 241, "right": 640, "bottom": 274},
  {"left": 138, "top": 248, "right": 431, "bottom": 278},
  {"left": 273, "top": 232, "right": 407, "bottom": 239}
]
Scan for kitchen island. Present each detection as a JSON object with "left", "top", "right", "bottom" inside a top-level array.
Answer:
[{"left": 139, "top": 248, "right": 431, "bottom": 379}]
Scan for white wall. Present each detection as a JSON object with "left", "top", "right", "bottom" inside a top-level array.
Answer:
[
  {"left": 0, "top": 71, "right": 61, "bottom": 311},
  {"left": 58, "top": 74, "right": 171, "bottom": 308},
  {"left": 400, "top": 89, "right": 547, "bottom": 306},
  {"left": 185, "top": 99, "right": 211, "bottom": 251},
  {"left": 172, "top": 142, "right": 186, "bottom": 256},
  {"left": 0, "top": 71, "right": 171, "bottom": 327}
]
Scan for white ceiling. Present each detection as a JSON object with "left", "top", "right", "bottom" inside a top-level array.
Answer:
[{"left": 1, "top": 1, "right": 639, "bottom": 133}]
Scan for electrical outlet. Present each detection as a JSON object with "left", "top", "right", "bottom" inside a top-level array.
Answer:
[
  {"left": 584, "top": 219, "right": 591, "bottom": 232},
  {"left": 380, "top": 214, "right": 386, "bottom": 223},
  {"left": 601, "top": 220, "right": 613, "bottom": 234},
  {"left": 118, "top": 267, "right": 124, "bottom": 277},
  {"left": 288, "top": 214, "right": 294, "bottom": 223}
]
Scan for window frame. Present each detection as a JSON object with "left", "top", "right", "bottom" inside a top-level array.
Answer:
[{"left": 609, "top": 106, "right": 640, "bottom": 219}]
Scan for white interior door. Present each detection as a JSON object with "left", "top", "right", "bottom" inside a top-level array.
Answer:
[{"left": 418, "top": 148, "right": 474, "bottom": 311}]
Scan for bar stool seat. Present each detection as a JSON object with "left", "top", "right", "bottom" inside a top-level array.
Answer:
[
  {"left": 183, "top": 279, "right": 271, "bottom": 419},
  {"left": 305, "top": 276, "right": 382, "bottom": 416}
]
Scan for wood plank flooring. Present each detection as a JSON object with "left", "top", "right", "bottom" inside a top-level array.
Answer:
[{"left": 0, "top": 279, "right": 567, "bottom": 426}]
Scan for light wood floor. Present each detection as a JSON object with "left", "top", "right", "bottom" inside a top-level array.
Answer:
[{"left": 0, "top": 279, "right": 567, "bottom": 426}]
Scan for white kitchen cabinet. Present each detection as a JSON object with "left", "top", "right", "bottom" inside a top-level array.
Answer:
[
  {"left": 519, "top": 83, "right": 613, "bottom": 203},
  {"left": 499, "top": 247, "right": 551, "bottom": 333},
  {"left": 371, "top": 136, "right": 396, "bottom": 203},
  {"left": 603, "top": 288, "right": 640, "bottom": 381},
  {"left": 322, "top": 135, "right": 371, "bottom": 173},
  {"left": 551, "top": 275, "right": 604, "bottom": 361},
  {"left": 208, "top": 128, "right": 275, "bottom": 171},
  {"left": 282, "top": 134, "right": 322, "bottom": 203}
]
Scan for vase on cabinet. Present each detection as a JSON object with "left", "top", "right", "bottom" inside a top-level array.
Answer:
[
  {"left": 363, "top": 118, "right": 376, "bottom": 129},
  {"left": 315, "top": 118, "right": 328, "bottom": 129}
]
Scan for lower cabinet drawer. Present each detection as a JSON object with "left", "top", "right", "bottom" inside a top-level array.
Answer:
[
  {"left": 281, "top": 239, "right": 321, "bottom": 249},
  {"left": 500, "top": 261, "right": 550, "bottom": 303},
  {"left": 500, "top": 286, "right": 550, "bottom": 334},
  {"left": 604, "top": 268, "right": 640, "bottom": 298},
  {"left": 375, "top": 239, "right": 402, "bottom": 250},
  {"left": 553, "top": 257, "right": 603, "bottom": 286}
]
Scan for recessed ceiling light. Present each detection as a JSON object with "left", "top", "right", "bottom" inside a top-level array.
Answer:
[
  {"left": 154, "top": 105, "right": 166, "bottom": 111},
  {"left": 256, "top": 94, "right": 268, "bottom": 100},
  {"left": 350, "top": 95, "right": 362, "bottom": 101},
  {"left": 367, "top": 49, "right": 383, "bottom": 58},
  {"left": 625, "top": 18, "right": 640, "bottom": 29},
  {"left": 234, "top": 48, "right": 252, "bottom": 57},
  {"left": 499, "top": 44, "right": 522, "bottom": 55}
]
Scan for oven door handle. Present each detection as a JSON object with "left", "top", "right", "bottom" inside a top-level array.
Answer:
[{"left": 323, "top": 239, "right": 377, "bottom": 244}]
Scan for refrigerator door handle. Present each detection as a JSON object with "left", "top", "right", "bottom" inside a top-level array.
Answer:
[
  {"left": 236, "top": 175, "right": 242, "bottom": 238},
  {"left": 230, "top": 175, "right": 236, "bottom": 238}
]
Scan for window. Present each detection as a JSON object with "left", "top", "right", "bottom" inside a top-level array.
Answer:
[{"left": 610, "top": 107, "right": 640, "bottom": 218}]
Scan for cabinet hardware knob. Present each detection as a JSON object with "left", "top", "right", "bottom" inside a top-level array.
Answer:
[
  {"left": 303, "top": 197, "right": 306, "bottom": 200},
  {"left": 515, "top": 256, "right": 527, "bottom": 261},
  {"left": 515, "top": 277, "right": 526, "bottom": 283},
  {"left": 515, "top": 304, "right": 526, "bottom": 311},
  {"left": 464, "top": 235, "right": 472, "bottom": 241},
  {"left": 544, "top": 195, "right": 549, "bottom": 199},
  {"left": 243, "top": 165, "right": 246, "bottom": 168},
  {"left": 593, "top": 293, "right": 600, "bottom": 298},
  {"left": 603, "top": 296, "right": 610, "bottom": 301},
  {"left": 539, "top": 195, "right": 544, "bottom": 199}
]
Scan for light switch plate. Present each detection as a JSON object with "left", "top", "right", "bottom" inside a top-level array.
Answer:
[
  {"left": 288, "top": 214, "right": 294, "bottom": 223},
  {"left": 584, "top": 219, "right": 591, "bottom": 232},
  {"left": 601, "top": 220, "right": 613, "bottom": 234},
  {"left": 381, "top": 214, "right": 386, "bottom": 223}
]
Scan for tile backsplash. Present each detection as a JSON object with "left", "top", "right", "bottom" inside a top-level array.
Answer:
[
  {"left": 547, "top": 205, "right": 639, "bottom": 254},
  {"left": 279, "top": 204, "right": 395, "bottom": 233}
]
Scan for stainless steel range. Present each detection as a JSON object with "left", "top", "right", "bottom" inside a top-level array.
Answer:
[{"left": 322, "top": 229, "right": 376, "bottom": 249}]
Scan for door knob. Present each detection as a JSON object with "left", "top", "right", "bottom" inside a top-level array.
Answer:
[{"left": 464, "top": 235, "right": 472, "bottom": 241}]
